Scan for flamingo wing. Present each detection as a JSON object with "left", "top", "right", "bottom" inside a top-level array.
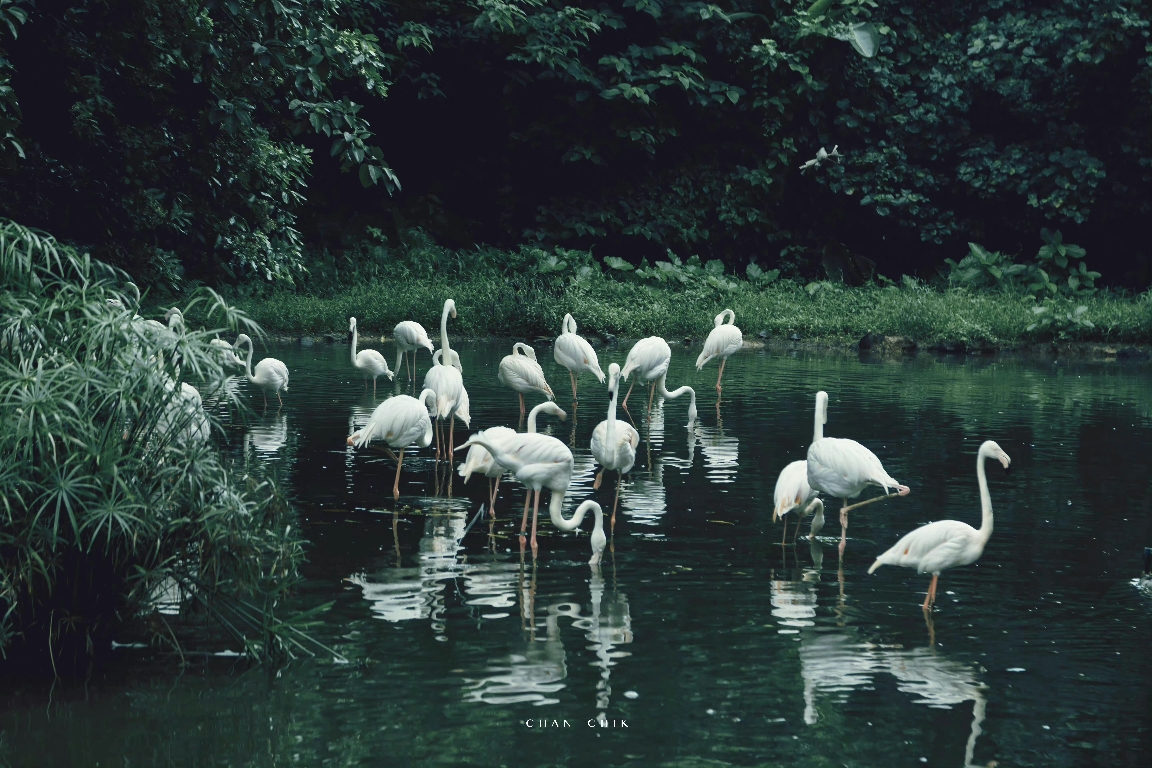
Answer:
[
  {"left": 622, "top": 337, "right": 670, "bottom": 381},
  {"left": 773, "top": 460, "right": 814, "bottom": 521},
  {"left": 499, "top": 355, "right": 555, "bottom": 399},
  {"left": 807, "top": 437, "right": 900, "bottom": 499},
  {"left": 554, "top": 333, "right": 604, "bottom": 381},
  {"left": 869, "top": 520, "right": 980, "bottom": 575},
  {"left": 696, "top": 325, "right": 743, "bottom": 369},
  {"left": 356, "top": 349, "right": 392, "bottom": 378}
]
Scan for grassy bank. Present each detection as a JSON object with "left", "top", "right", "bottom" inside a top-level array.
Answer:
[{"left": 214, "top": 277, "right": 1151, "bottom": 348}]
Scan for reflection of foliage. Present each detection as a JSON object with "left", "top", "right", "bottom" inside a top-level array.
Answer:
[{"left": 0, "top": 219, "right": 314, "bottom": 668}]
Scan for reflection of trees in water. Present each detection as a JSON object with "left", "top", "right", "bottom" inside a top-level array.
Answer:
[{"left": 771, "top": 540, "right": 989, "bottom": 767}]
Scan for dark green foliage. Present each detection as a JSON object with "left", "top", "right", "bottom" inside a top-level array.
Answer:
[{"left": 0, "top": 218, "right": 318, "bottom": 670}]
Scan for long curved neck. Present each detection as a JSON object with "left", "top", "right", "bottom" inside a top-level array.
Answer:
[
  {"left": 658, "top": 375, "right": 695, "bottom": 408},
  {"left": 241, "top": 339, "right": 256, "bottom": 383},
  {"left": 605, "top": 380, "right": 618, "bottom": 448},
  {"left": 466, "top": 437, "right": 522, "bottom": 472},
  {"left": 526, "top": 404, "right": 546, "bottom": 432},
  {"left": 813, "top": 402, "right": 824, "bottom": 442},
  {"left": 440, "top": 304, "right": 452, "bottom": 359},
  {"left": 548, "top": 491, "right": 581, "bottom": 531},
  {"left": 563, "top": 314, "right": 576, "bottom": 335},
  {"left": 350, "top": 323, "right": 359, "bottom": 362},
  {"left": 976, "top": 450, "right": 994, "bottom": 542}
]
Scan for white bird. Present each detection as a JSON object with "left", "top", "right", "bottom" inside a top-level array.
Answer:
[
  {"left": 498, "top": 343, "right": 555, "bottom": 413},
  {"left": 234, "top": 334, "right": 290, "bottom": 408},
  {"left": 458, "top": 401, "right": 567, "bottom": 511},
  {"left": 423, "top": 300, "right": 468, "bottom": 459},
  {"left": 348, "top": 316, "right": 393, "bottom": 396},
  {"left": 456, "top": 432, "right": 574, "bottom": 557},
  {"left": 392, "top": 320, "right": 435, "bottom": 384},
  {"left": 696, "top": 309, "right": 743, "bottom": 394},
  {"left": 806, "top": 390, "right": 909, "bottom": 551},
  {"left": 591, "top": 363, "right": 640, "bottom": 531},
  {"left": 553, "top": 313, "right": 604, "bottom": 401},
  {"left": 619, "top": 336, "right": 670, "bottom": 414},
  {"left": 773, "top": 460, "right": 825, "bottom": 545},
  {"left": 156, "top": 380, "right": 210, "bottom": 445},
  {"left": 654, "top": 373, "right": 698, "bottom": 428},
  {"left": 869, "top": 440, "right": 1011, "bottom": 611},
  {"left": 550, "top": 499, "right": 607, "bottom": 566},
  {"left": 209, "top": 338, "right": 243, "bottom": 368},
  {"left": 799, "top": 145, "right": 842, "bottom": 173},
  {"left": 347, "top": 388, "right": 438, "bottom": 499}
]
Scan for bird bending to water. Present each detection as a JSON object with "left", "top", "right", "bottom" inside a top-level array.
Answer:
[
  {"left": 499, "top": 343, "right": 555, "bottom": 414},
  {"left": 620, "top": 336, "right": 670, "bottom": 415},
  {"left": 654, "top": 373, "right": 697, "bottom": 428},
  {"left": 456, "top": 432, "right": 574, "bottom": 558},
  {"left": 869, "top": 440, "right": 1011, "bottom": 611},
  {"left": 549, "top": 500, "right": 607, "bottom": 566},
  {"left": 423, "top": 300, "right": 468, "bottom": 459},
  {"left": 234, "top": 334, "right": 289, "bottom": 408},
  {"left": 696, "top": 309, "right": 743, "bottom": 395},
  {"left": 349, "top": 317, "right": 393, "bottom": 396},
  {"left": 591, "top": 364, "right": 640, "bottom": 531},
  {"left": 553, "top": 313, "right": 604, "bottom": 401},
  {"left": 393, "top": 320, "right": 435, "bottom": 384},
  {"left": 347, "top": 388, "right": 438, "bottom": 499},
  {"left": 458, "top": 402, "right": 566, "bottom": 512},
  {"left": 806, "top": 390, "right": 909, "bottom": 552},
  {"left": 773, "top": 460, "right": 825, "bottom": 545},
  {"left": 209, "top": 338, "right": 243, "bottom": 368}
]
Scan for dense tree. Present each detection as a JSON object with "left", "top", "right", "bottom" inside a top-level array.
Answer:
[{"left": 0, "top": 0, "right": 1148, "bottom": 286}]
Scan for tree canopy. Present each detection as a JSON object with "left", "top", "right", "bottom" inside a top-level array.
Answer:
[{"left": 0, "top": 0, "right": 1148, "bottom": 286}]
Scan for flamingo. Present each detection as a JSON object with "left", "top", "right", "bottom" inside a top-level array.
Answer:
[
  {"left": 234, "top": 334, "right": 289, "bottom": 407},
  {"left": 348, "top": 317, "right": 393, "bottom": 396},
  {"left": 347, "top": 388, "right": 438, "bottom": 499},
  {"left": 619, "top": 336, "right": 670, "bottom": 414},
  {"left": 498, "top": 343, "right": 555, "bottom": 414},
  {"left": 590, "top": 363, "right": 639, "bottom": 531},
  {"left": 393, "top": 320, "right": 435, "bottom": 384},
  {"left": 456, "top": 432, "right": 574, "bottom": 557},
  {"left": 458, "top": 402, "right": 566, "bottom": 511},
  {"left": 553, "top": 313, "right": 604, "bottom": 401},
  {"left": 423, "top": 300, "right": 468, "bottom": 459},
  {"left": 869, "top": 440, "right": 1011, "bottom": 611},
  {"left": 156, "top": 379, "right": 210, "bottom": 445},
  {"left": 696, "top": 309, "right": 743, "bottom": 394},
  {"left": 550, "top": 500, "right": 607, "bottom": 566},
  {"left": 773, "top": 460, "right": 825, "bottom": 545},
  {"left": 654, "top": 373, "right": 697, "bottom": 428},
  {"left": 209, "top": 338, "right": 243, "bottom": 368},
  {"left": 806, "top": 391, "right": 909, "bottom": 551}
]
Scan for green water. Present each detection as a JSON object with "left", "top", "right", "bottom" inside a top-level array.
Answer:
[{"left": 3, "top": 341, "right": 1150, "bottom": 768}]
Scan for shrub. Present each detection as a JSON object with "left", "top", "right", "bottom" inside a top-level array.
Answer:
[{"left": 0, "top": 219, "right": 322, "bottom": 671}]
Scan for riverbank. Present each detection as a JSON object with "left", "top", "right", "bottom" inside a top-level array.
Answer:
[{"left": 212, "top": 277, "right": 1151, "bottom": 352}]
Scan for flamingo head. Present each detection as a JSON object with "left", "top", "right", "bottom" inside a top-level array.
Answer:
[
  {"left": 444, "top": 299, "right": 457, "bottom": 320},
  {"left": 980, "top": 440, "right": 1011, "bottom": 472},
  {"left": 607, "top": 363, "right": 621, "bottom": 398}
]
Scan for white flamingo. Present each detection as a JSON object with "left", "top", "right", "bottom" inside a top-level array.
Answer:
[
  {"left": 869, "top": 440, "right": 1011, "bottom": 611},
  {"left": 696, "top": 309, "right": 743, "bottom": 394},
  {"left": 458, "top": 402, "right": 566, "bottom": 511},
  {"left": 654, "top": 373, "right": 697, "bottom": 428},
  {"left": 209, "top": 338, "right": 243, "bottom": 368},
  {"left": 806, "top": 390, "right": 909, "bottom": 551},
  {"left": 234, "top": 334, "right": 289, "bottom": 408},
  {"left": 393, "top": 320, "right": 435, "bottom": 383},
  {"left": 590, "top": 363, "right": 639, "bottom": 531},
  {"left": 347, "top": 388, "right": 438, "bottom": 499},
  {"left": 156, "top": 379, "right": 210, "bottom": 445},
  {"left": 423, "top": 300, "right": 468, "bottom": 459},
  {"left": 553, "top": 313, "right": 604, "bottom": 401},
  {"left": 349, "top": 317, "right": 393, "bottom": 396},
  {"left": 456, "top": 432, "right": 574, "bottom": 557},
  {"left": 619, "top": 336, "right": 670, "bottom": 414},
  {"left": 498, "top": 343, "right": 555, "bottom": 413},
  {"left": 773, "top": 460, "right": 825, "bottom": 545}
]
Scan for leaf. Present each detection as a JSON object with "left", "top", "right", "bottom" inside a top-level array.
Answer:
[{"left": 604, "top": 256, "right": 633, "bottom": 272}]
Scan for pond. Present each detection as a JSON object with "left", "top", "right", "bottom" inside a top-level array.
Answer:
[{"left": 2, "top": 340, "right": 1150, "bottom": 767}]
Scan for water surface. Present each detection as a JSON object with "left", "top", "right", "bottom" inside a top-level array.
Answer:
[{"left": 3, "top": 341, "right": 1150, "bottom": 768}]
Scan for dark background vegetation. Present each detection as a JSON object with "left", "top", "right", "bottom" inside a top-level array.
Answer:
[{"left": 0, "top": 0, "right": 1148, "bottom": 290}]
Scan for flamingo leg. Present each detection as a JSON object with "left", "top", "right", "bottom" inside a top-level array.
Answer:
[
  {"left": 646, "top": 381, "right": 655, "bottom": 417},
  {"left": 519, "top": 392, "right": 526, "bottom": 415},
  {"left": 392, "top": 449, "right": 405, "bottom": 500},
  {"left": 277, "top": 391, "right": 283, "bottom": 407},
  {"left": 716, "top": 357, "right": 727, "bottom": 394},
  {"left": 433, "top": 418, "right": 441, "bottom": 461},
  {"left": 405, "top": 351, "right": 412, "bottom": 382},
  {"left": 839, "top": 500, "right": 848, "bottom": 556},
  {"left": 621, "top": 379, "right": 635, "bottom": 410},
  {"left": 490, "top": 477, "right": 500, "bottom": 513},
  {"left": 530, "top": 490, "right": 540, "bottom": 558},
  {"left": 841, "top": 487, "right": 912, "bottom": 514},
  {"left": 448, "top": 417, "right": 456, "bottom": 459},
  {"left": 521, "top": 492, "right": 531, "bottom": 534},
  {"left": 569, "top": 371, "right": 578, "bottom": 402},
  {"left": 594, "top": 470, "right": 603, "bottom": 490},
  {"left": 923, "top": 573, "right": 939, "bottom": 611},
  {"left": 782, "top": 515, "right": 789, "bottom": 546},
  {"left": 611, "top": 471, "right": 621, "bottom": 533}
]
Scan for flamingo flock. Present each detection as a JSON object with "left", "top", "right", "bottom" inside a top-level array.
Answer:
[{"left": 175, "top": 296, "right": 1013, "bottom": 615}]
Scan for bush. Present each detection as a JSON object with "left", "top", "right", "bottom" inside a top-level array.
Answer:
[{"left": 0, "top": 219, "right": 320, "bottom": 671}]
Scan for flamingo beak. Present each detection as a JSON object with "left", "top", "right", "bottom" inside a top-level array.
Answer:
[{"left": 1000, "top": 452, "right": 1012, "bottom": 472}]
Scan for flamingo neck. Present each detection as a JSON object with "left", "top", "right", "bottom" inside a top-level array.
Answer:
[
  {"left": 241, "top": 338, "right": 256, "bottom": 384},
  {"left": 658, "top": 375, "right": 696, "bottom": 418},
  {"left": 350, "top": 323, "right": 358, "bottom": 363},
  {"left": 976, "top": 448, "right": 994, "bottom": 543},
  {"left": 548, "top": 492, "right": 582, "bottom": 531},
  {"left": 605, "top": 377, "right": 618, "bottom": 450},
  {"left": 440, "top": 304, "right": 452, "bottom": 361},
  {"left": 526, "top": 403, "right": 545, "bottom": 433},
  {"left": 813, "top": 402, "right": 824, "bottom": 442}
]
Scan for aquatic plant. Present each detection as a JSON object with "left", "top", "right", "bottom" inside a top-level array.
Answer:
[{"left": 0, "top": 219, "right": 323, "bottom": 671}]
